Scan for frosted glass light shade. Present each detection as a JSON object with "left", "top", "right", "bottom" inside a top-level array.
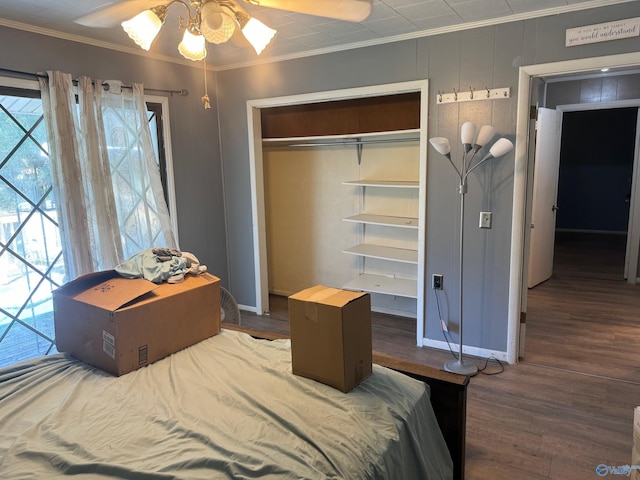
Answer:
[
  {"left": 122, "top": 8, "right": 166, "bottom": 51},
  {"left": 178, "top": 29, "right": 207, "bottom": 61},
  {"left": 429, "top": 137, "right": 451, "bottom": 156},
  {"left": 488, "top": 138, "right": 514, "bottom": 158},
  {"left": 460, "top": 122, "right": 476, "bottom": 147},
  {"left": 475, "top": 125, "right": 496, "bottom": 147},
  {"left": 201, "top": 3, "right": 236, "bottom": 44},
  {"left": 241, "top": 17, "right": 277, "bottom": 55}
]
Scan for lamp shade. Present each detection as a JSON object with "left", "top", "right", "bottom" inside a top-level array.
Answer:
[
  {"left": 429, "top": 137, "right": 451, "bottom": 156},
  {"left": 240, "top": 17, "right": 277, "bottom": 55},
  {"left": 488, "top": 137, "right": 514, "bottom": 158},
  {"left": 122, "top": 8, "right": 166, "bottom": 51},
  {"left": 201, "top": 3, "right": 236, "bottom": 44},
  {"left": 474, "top": 125, "right": 495, "bottom": 147},
  {"left": 460, "top": 122, "right": 476, "bottom": 149},
  {"left": 178, "top": 29, "right": 207, "bottom": 61}
]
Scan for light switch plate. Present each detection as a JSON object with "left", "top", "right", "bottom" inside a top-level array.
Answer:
[{"left": 479, "top": 211, "right": 492, "bottom": 229}]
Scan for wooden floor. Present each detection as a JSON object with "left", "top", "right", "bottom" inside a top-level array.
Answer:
[
  {"left": 237, "top": 232, "right": 640, "bottom": 479},
  {"left": 525, "top": 232, "right": 640, "bottom": 383}
]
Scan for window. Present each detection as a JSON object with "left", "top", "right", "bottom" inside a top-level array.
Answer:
[{"left": 0, "top": 80, "right": 174, "bottom": 367}]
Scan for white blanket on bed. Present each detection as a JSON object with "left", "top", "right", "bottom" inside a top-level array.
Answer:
[{"left": 0, "top": 329, "right": 452, "bottom": 479}]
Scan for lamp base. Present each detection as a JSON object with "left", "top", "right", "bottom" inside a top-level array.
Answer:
[{"left": 444, "top": 359, "right": 478, "bottom": 376}]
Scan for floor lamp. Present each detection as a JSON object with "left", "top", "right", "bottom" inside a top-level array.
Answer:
[{"left": 429, "top": 123, "right": 513, "bottom": 376}]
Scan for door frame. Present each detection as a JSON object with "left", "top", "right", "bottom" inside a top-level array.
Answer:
[
  {"left": 507, "top": 52, "right": 640, "bottom": 364},
  {"left": 246, "top": 79, "right": 430, "bottom": 342}
]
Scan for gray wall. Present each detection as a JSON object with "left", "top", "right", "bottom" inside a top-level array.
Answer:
[
  {"left": 0, "top": 26, "right": 229, "bottom": 287},
  {"left": 216, "top": 2, "right": 640, "bottom": 352}
]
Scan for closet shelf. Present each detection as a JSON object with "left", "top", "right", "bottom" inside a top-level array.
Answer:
[
  {"left": 343, "top": 274, "right": 417, "bottom": 299},
  {"left": 343, "top": 214, "right": 419, "bottom": 229},
  {"left": 343, "top": 244, "right": 418, "bottom": 264},
  {"left": 343, "top": 180, "right": 419, "bottom": 188}
]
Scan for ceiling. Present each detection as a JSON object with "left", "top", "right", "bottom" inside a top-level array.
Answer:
[{"left": 0, "top": 0, "right": 633, "bottom": 70}]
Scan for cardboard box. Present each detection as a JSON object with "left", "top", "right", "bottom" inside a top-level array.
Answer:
[
  {"left": 54, "top": 270, "right": 220, "bottom": 376},
  {"left": 288, "top": 285, "right": 372, "bottom": 393}
]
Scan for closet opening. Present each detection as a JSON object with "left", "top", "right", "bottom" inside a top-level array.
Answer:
[{"left": 246, "top": 80, "right": 430, "bottom": 345}]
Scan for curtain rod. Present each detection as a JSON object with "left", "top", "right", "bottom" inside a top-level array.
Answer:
[{"left": 0, "top": 67, "right": 188, "bottom": 97}]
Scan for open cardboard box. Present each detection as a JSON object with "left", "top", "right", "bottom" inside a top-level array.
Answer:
[{"left": 54, "top": 270, "right": 220, "bottom": 376}]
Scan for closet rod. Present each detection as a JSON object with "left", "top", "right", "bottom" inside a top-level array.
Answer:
[
  {"left": 278, "top": 137, "right": 419, "bottom": 148},
  {"left": 0, "top": 67, "right": 188, "bottom": 97}
]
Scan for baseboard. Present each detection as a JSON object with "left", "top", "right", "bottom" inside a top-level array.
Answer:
[
  {"left": 238, "top": 304, "right": 257, "bottom": 314},
  {"left": 421, "top": 337, "right": 510, "bottom": 364},
  {"left": 370, "top": 306, "right": 416, "bottom": 319},
  {"left": 269, "top": 288, "right": 295, "bottom": 297}
]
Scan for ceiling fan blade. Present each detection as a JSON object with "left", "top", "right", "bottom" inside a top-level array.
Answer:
[
  {"left": 251, "top": 0, "right": 373, "bottom": 22},
  {"left": 74, "top": 0, "right": 170, "bottom": 28}
]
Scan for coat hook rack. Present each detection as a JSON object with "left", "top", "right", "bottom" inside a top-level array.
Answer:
[{"left": 436, "top": 87, "right": 510, "bottom": 104}]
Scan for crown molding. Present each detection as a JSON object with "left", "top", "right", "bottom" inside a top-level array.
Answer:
[
  {"left": 213, "top": 0, "right": 638, "bottom": 71},
  {"left": 0, "top": 0, "right": 636, "bottom": 72}
]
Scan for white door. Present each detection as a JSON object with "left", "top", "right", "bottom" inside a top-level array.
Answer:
[{"left": 528, "top": 107, "right": 562, "bottom": 288}]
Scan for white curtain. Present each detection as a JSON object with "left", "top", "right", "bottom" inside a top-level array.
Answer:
[{"left": 39, "top": 71, "right": 176, "bottom": 280}]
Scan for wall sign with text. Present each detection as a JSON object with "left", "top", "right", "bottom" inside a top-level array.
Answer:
[{"left": 566, "top": 17, "right": 640, "bottom": 47}]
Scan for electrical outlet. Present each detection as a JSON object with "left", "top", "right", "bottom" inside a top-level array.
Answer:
[
  {"left": 479, "top": 211, "right": 492, "bottom": 229},
  {"left": 432, "top": 273, "right": 443, "bottom": 290}
]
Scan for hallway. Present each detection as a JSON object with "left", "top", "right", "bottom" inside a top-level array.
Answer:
[{"left": 524, "top": 231, "right": 640, "bottom": 384}]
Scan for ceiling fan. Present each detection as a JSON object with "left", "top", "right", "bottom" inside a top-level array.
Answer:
[{"left": 75, "top": 0, "right": 374, "bottom": 61}]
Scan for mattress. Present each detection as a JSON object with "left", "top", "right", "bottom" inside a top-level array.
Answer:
[{"left": 0, "top": 329, "right": 452, "bottom": 479}]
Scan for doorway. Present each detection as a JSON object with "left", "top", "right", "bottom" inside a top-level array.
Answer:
[
  {"left": 507, "top": 51, "right": 640, "bottom": 365},
  {"left": 555, "top": 107, "right": 637, "bottom": 280},
  {"left": 523, "top": 106, "right": 640, "bottom": 381}
]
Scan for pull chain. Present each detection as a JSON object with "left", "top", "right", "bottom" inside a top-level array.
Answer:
[{"left": 201, "top": 57, "right": 211, "bottom": 110}]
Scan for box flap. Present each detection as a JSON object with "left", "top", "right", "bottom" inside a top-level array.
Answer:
[
  {"left": 289, "top": 285, "right": 366, "bottom": 307},
  {"left": 70, "top": 274, "right": 158, "bottom": 312},
  {"left": 289, "top": 285, "right": 330, "bottom": 301}
]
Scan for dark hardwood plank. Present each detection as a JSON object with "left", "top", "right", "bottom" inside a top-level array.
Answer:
[{"left": 525, "top": 232, "right": 640, "bottom": 383}]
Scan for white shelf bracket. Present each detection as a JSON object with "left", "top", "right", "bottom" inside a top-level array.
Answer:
[{"left": 436, "top": 87, "right": 510, "bottom": 105}]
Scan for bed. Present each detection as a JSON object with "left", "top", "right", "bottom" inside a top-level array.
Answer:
[{"left": 0, "top": 326, "right": 468, "bottom": 479}]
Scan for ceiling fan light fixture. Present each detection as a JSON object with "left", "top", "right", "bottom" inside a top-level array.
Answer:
[
  {"left": 121, "top": 6, "right": 168, "bottom": 51},
  {"left": 178, "top": 27, "right": 207, "bottom": 61},
  {"left": 201, "top": 11, "right": 236, "bottom": 44},
  {"left": 234, "top": 11, "right": 277, "bottom": 55}
]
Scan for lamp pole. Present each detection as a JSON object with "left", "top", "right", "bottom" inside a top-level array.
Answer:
[{"left": 444, "top": 166, "right": 478, "bottom": 375}]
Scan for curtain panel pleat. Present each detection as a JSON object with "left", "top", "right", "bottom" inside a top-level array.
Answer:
[{"left": 39, "top": 71, "right": 177, "bottom": 280}]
